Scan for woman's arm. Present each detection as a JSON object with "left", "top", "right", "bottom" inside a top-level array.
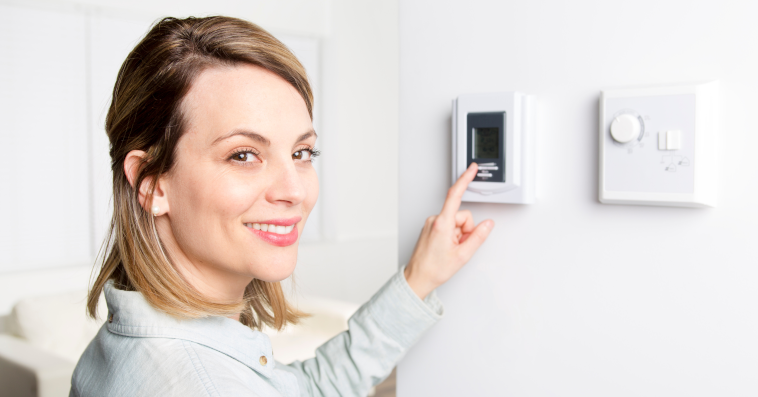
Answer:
[
  {"left": 278, "top": 162, "right": 493, "bottom": 396},
  {"left": 280, "top": 266, "right": 441, "bottom": 396}
]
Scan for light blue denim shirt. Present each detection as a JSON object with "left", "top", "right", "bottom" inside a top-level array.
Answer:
[{"left": 69, "top": 268, "right": 443, "bottom": 396}]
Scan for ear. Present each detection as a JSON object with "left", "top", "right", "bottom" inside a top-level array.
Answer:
[{"left": 124, "top": 150, "right": 170, "bottom": 216}]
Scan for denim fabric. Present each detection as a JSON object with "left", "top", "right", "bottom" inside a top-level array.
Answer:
[{"left": 69, "top": 268, "right": 443, "bottom": 396}]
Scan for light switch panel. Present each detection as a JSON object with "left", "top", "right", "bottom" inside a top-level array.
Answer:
[{"left": 599, "top": 81, "right": 719, "bottom": 208}]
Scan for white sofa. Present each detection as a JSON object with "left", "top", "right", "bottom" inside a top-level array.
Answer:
[{"left": 0, "top": 290, "right": 359, "bottom": 397}]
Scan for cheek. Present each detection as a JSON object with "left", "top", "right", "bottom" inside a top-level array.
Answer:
[
  {"left": 211, "top": 177, "right": 264, "bottom": 218},
  {"left": 169, "top": 167, "right": 262, "bottom": 227}
]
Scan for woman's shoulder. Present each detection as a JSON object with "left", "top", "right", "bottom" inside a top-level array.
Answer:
[
  {"left": 70, "top": 283, "right": 293, "bottom": 396},
  {"left": 70, "top": 327, "right": 211, "bottom": 396},
  {"left": 70, "top": 282, "right": 285, "bottom": 397},
  {"left": 71, "top": 326, "right": 278, "bottom": 396}
]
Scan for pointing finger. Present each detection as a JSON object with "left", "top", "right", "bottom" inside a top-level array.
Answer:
[{"left": 441, "top": 162, "right": 477, "bottom": 218}]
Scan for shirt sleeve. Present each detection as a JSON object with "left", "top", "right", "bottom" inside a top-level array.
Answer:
[{"left": 279, "top": 266, "right": 443, "bottom": 397}]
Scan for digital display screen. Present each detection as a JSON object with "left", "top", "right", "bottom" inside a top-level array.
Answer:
[{"left": 474, "top": 127, "right": 499, "bottom": 159}]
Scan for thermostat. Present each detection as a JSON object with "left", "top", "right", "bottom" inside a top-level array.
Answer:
[
  {"left": 599, "top": 81, "right": 719, "bottom": 208},
  {"left": 452, "top": 92, "right": 535, "bottom": 204}
]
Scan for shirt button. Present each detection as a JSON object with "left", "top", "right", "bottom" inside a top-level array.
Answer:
[
  {"left": 259, "top": 356, "right": 268, "bottom": 366},
  {"left": 108, "top": 313, "right": 113, "bottom": 323}
]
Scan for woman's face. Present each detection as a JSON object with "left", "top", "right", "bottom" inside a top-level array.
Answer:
[{"left": 155, "top": 64, "right": 318, "bottom": 299}]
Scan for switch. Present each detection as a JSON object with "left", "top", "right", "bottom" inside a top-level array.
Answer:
[
  {"left": 658, "top": 130, "right": 682, "bottom": 150},
  {"left": 667, "top": 130, "right": 681, "bottom": 150}
]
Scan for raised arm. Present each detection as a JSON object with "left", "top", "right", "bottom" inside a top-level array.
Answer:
[{"left": 404, "top": 162, "right": 495, "bottom": 299}]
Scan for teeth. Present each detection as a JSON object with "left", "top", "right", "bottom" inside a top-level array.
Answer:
[{"left": 245, "top": 223, "right": 295, "bottom": 235}]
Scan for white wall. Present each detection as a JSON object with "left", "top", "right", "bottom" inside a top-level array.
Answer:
[
  {"left": 295, "top": 0, "right": 400, "bottom": 302},
  {"left": 0, "top": 0, "right": 399, "bottom": 315},
  {"left": 398, "top": 0, "right": 758, "bottom": 395},
  {"left": 1, "top": 0, "right": 331, "bottom": 37}
]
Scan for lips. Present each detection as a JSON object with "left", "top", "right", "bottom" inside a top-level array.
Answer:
[{"left": 244, "top": 217, "right": 301, "bottom": 247}]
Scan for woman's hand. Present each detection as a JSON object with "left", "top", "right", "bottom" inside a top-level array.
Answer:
[{"left": 404, "top": 162, "right": 495, "bottom": 300}]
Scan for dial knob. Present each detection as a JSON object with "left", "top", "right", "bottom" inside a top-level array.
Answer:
[{"left": 610, "top": 114, "right": 641, "bottom": 143}]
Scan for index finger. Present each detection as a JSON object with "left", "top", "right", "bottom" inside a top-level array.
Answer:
[{"left": 441, "top": 162, "right": 478, "bottom": 217}]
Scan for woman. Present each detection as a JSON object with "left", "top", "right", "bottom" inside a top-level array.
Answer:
[{"left": 71, "top": 16, "right": 493, "bottom": 397}]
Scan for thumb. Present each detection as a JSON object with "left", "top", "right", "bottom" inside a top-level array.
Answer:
[{"left": 458, "top": 219, "right": 494, "bottom": 259}]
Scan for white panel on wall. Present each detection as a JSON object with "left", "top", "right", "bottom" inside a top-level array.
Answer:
[
  {"left": 398, "top": 0, "right": 758, "bottom": 396},
  {"left": 0, "top": 4, "right": 91, "bottom": 272}
]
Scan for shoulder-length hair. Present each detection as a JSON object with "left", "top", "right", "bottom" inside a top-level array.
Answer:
[{"left": 87, "top": 16, "right": 311, "bottom": 330}]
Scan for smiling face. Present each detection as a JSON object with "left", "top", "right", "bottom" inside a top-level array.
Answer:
[{"left": 153, "top": 64, "right": 318, "bottom": 301}]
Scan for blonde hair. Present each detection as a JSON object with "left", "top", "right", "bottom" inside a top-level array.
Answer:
[{"left": 87, "top": 16, "right": 310, "bottom": 330}]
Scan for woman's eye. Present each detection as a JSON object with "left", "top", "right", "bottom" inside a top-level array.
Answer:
[
  {"left": 230, "top": 151, "right": 258, "bottom": 162},
  {"left": 293, "top": 150, "right": 312, "bottom": 161}
]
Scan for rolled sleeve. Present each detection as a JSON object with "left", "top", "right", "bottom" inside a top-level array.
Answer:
[
  {"left": 283, "top": 266, "right": 444, "bottom": 397},
  {"left": 363, "top": 265, "right": 443, "bottom": 348}
]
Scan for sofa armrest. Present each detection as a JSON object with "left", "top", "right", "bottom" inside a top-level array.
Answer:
[{"left": 0, "top": 334, "right": 75, "bottom": 397}]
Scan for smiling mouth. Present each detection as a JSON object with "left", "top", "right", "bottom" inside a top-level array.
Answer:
[{"left": 244, "top": 223, "right": 295, "bottom": 235}]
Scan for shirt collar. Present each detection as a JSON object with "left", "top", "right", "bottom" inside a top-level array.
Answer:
[{"left": 103, "top": 281, "right": 275, "bottom": 378}]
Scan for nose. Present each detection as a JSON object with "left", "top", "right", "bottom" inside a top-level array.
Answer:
[{"left": 265, "top": 159, "right": 307, "bottom": 206}]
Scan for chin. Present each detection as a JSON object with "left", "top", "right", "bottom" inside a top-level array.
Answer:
[
  {"left": 254, "top": 270, "right": 296, "bottom": 283},
  {"left": 247, "top": 253, "right": 298, "bottom": 283}
]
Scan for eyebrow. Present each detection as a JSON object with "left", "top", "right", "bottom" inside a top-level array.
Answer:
[
  {"left": 296, "top": 130, "right": 318, "bottom": 143},
  {"left": 212, "top": 129, "right": 318, "bottom": 146},
  {"left": 213, "top": 129, "right": 270, "bottom": 146}
]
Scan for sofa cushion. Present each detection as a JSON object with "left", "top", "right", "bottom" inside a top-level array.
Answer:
[{"left": 9, "top": 290, "right": 106, "bottom": 364}]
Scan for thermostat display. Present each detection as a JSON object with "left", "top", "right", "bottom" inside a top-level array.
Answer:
[{"left": 474, "top": 127, "right": 499, "bottom": 159}]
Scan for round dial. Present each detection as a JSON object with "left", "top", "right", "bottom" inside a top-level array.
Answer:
[{"left": 610, "top": 114, "right": 641, "bottom": 144}]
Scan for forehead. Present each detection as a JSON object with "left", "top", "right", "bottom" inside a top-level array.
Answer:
[{"left": 180, "top": 64, "right": 312, "bottom": 144}]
